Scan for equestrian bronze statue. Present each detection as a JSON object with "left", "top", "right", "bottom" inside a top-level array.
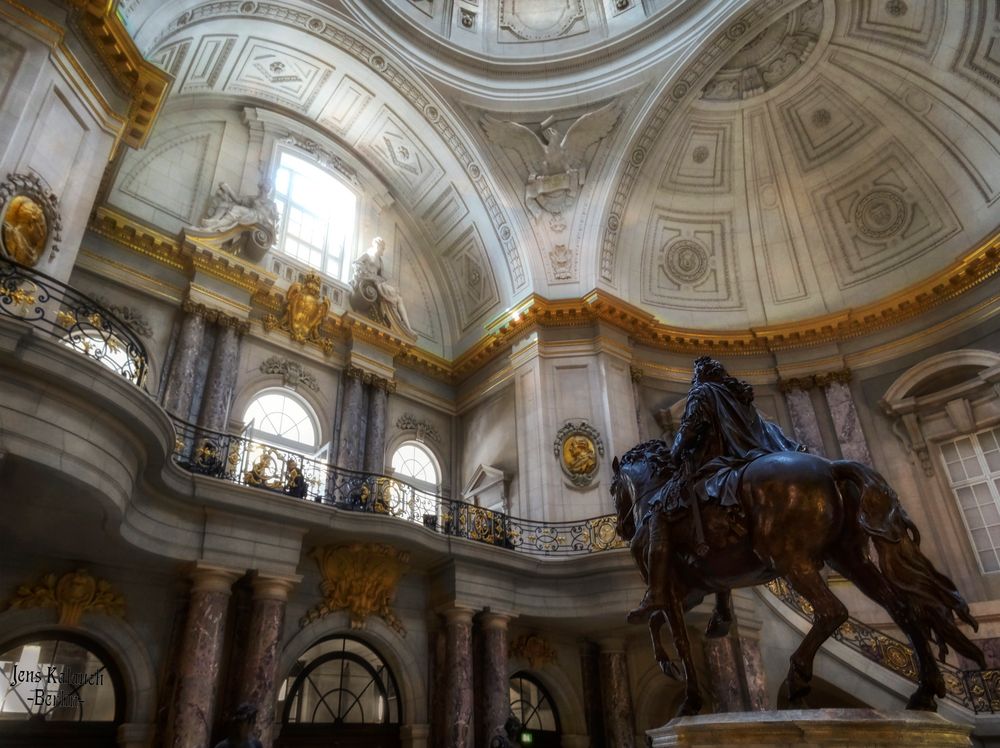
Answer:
[{"left": 611, "top": 357, "right": 984, "bottom": 717}]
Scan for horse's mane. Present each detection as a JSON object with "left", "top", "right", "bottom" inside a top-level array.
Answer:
[{"left": 619, "top": 439, "right": 672, "bottom": 471}]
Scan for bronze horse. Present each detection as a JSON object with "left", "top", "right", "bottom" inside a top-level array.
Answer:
[{"left": 611, "top": 439, "right": 985, "bottom": 717}]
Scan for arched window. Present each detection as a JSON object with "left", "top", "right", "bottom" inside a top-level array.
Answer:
[
  {"left": 277, "top": 636, "right": 401, "bottom": 747},
  {"left": 388, "top": 441, "right": 440, "bottom": 523},
  {"left": 0, "top": 633, "right": 123, "bottom": 746},
  {"left": 509, "top": 673, "right": 560, "bottom": 746},
  {"left": 243, "top": 388, "right": 319, "bottom": 452},
  {"left": 273, "top": 149, "right": 358, "bottom": 281}
]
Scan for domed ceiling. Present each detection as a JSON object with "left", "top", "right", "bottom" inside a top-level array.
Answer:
[{"left": 109, "top": 0, "right": 1000, "bottom": 352}]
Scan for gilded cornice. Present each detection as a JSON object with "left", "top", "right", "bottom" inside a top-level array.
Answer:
[{"left": 64, "top": 0, "right": 171, "bottom": 148}]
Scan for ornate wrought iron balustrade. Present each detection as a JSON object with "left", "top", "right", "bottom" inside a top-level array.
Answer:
[
  {"left": 0, "top": 258, "right": 148, "bottom": 387},
  {"left": 171, "top": 418, "right": 625, "bottom": 555},
  {"left": 766, "top": 578, "right": 1000, "bottom": 713}
]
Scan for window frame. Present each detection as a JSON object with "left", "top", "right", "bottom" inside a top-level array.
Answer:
[
  {"left": 939, "top": 426, "right": 1000, "bottom": 574},
  {"left": 388, "top": 440, "right": 441, "bottom": 494},
  {"left": 270, "top": 145, "right": 362, "bottom": 284},
  {"left": 242, "top": 386, "right": 322, "bottom": 454}
]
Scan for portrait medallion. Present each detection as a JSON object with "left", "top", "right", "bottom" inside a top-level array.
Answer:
[
  {"left": 0, "top": 173, "right": 61, "bottom": 267},
  {"left": 553, "top": 421, "right": 605, "bottom": 488}
]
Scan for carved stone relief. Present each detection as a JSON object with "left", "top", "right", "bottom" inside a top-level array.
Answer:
[
  {"left": 701, "top": 1, "right": 824, "bottom": 102},
  {"left": 844, "top": 0, "right": 946, "bottom": 60},
  {"left": 259, "top": 355, "right": 319, "bottom": 391},
  {"left": 396, "top": 413, "right": 442, "bottom": 444},
  {"left": 227, "top": 40, "right": 332, "bottom": 110},
  {"left": 91, "top": 295, "right": 154, "bottom": 339},
  {"left": 812, "top": 140, "right": 962, "bottom": 287},
  {"left": 440, "top": 227, "right": 500, "bottom": 331},
  {"left": 954, "top": 1, "right": 1000, "bottom": 101},
  {"left": 498, "top": 0, "right": 587, "bottom": 43},
  {"left": 362, "top": 107, "right": 446, "bottom": 206},
  {"left": 641, "top": 208, "right": 742, "bottom": 310},
  {"left": 8, "top": 570, "right": 125, "bottom": 627},
  {"left": 0, "top": 172, "right": 61, "bottom": 266},
  {"left": 659, "top": 117, "right": 732, "bottom": 194}
]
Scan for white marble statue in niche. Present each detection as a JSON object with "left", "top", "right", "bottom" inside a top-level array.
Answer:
[{"left": 350, "top": 236, "right": 416, "bottom": 338}]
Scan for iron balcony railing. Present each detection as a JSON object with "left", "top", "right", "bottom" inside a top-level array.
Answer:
[
  {"left": 171, "top": 417, "right": 625, "bottom": 556},
  {"left": 0, "top": 258, "right": 148, "bottom": 387}
]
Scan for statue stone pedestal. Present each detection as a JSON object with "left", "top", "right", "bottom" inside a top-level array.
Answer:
[{"left": 647, "top": 709, "right": 971, "bottom": 747}]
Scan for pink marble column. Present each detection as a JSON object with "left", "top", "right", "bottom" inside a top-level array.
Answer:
[
  {"left": 236, "top": 574, "right": 299, "bottom": 748},
  {"left": 479, "top": 612, "right": 512, "bottom": 748},
  {"left": 444, "top": 607, "right": 475, "bottom": 748},
  {"left": 598, "top": 638, "right": 635, "bottom": 748},
  {"left": 703, "top": 634, "right": 769, "bottom": 713},
  {"left": 171, "top": 565, "right": 241, "bottom": 748}
]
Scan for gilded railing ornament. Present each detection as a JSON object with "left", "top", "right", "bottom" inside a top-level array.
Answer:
[
  {"left": 553, "top": 421, "right": 605, "bottom": 487},
  {"left": 0, "top": 172, "right": 62, "bottom": 267},
  {"left": 511, "top": 634, "right": 557, "bottom": 669},
  {"left": 8, "top": 569, "right": 125, "bottom": 626},
  {"left": 264, "top": 273, "right": 333, "bottom": 353},
  {"left": 302, "top": 543, "right": 409, "bottom": 635}
]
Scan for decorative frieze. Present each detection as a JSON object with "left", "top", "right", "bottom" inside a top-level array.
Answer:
[
  {"left": 8, "top": 569, "right": 125, "bottom": 626},
  {"left": 396, "top": 413, "right": 441, "bottom": 444}
]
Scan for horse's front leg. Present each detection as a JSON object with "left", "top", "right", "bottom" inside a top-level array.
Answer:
[
  {"left": 650, "top": 610, "right": 682, "bottom": 679},
  {"left": 662, "top": 581, "right": 703, "bottom": 717}
]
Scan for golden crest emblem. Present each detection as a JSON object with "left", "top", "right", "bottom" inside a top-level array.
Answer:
[
  {"left": 263, "top": 271, "right": 333, "bottom": 352},
  {"left": 0, "top": 173, "right": 61, "bottom": 267},
  {"left": 553, "top": 421, "right": 605, "bottom": 487}
]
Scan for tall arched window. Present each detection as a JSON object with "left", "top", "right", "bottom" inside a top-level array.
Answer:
[
  {"left": 389, "top": 441, "right": 440, "bottom": 523},
  {"left": 241, "top": 388, "right": 323, "bottom": 500},
  {"left": 273, "top": 149, "right": 358, "bottom": 281},
  {"left": 243, "top": 388, "right": 319, "bottom": 453},
  {"left": 509, "top": 673, "right": 560, "bottom": 747}
]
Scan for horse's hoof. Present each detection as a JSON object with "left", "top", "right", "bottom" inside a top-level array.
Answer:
[
  {"left": 906, "top": 690, "right": 938, "bottom": 712},
  {"left": 705, "top": 611, "right": 732, "bottom": 639}
]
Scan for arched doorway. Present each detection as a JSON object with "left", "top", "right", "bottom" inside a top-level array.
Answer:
[
  {"left": 0, "top": 632, "right": 124, "bottom": 747},
  {"left": 276, "top": 635, "right": 401, "bottom": 748},
  {"left": 509, "top": 672, "right": 561, "bottom": 747}
]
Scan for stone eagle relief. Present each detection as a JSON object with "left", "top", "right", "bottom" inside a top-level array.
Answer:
[{"left": 480, "top": 101, "right": 620, "bottom": 218}]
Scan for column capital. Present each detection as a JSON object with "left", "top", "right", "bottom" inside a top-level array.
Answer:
[
  {"left": 479, "top": 610, "right": 514, "bottom": 631},
  {"left": 251, "top": 572, "right": 302, "bottom": 602},
  {"left": 440, "top": 606, "right": 476, "bottom": 626},
  {"left": 189, "top": 563, "right": 242, "bottom": 594}
]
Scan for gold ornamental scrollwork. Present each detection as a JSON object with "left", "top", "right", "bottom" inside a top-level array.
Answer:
[
  {"left": 511, "top": 634, "right": 557, "bottom": 669},
  {"left": 553, "top": 421, "right": 605, "bottom": 488},
  {"left": 263, "top": 272, "right": 334, "bottom": 353},
  {"left": 0, "top": 172, "right": 62, "bottom": 267},
  {"left": 7, "top": 569, "right": 125, "bottom": 627},
  {"left": 302, "top": 543, "right": 409, "bottom": 635}
]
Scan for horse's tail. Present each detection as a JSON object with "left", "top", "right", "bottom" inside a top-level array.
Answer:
[{"left": 832, "top": 460, "right": 985, "bottom": 667}]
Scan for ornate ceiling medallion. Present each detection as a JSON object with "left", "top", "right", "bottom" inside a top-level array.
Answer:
[
  {"left": 553, "top": 421, "right": 605, "bottom": 488},
  {"left": 0, "top": 172, "right": 62, "bottom": 267}
]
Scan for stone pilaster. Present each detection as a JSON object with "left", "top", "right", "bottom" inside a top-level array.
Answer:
[
  {"left": 819, "top": 371, "right": 872, "bottom": 465},
  {"left": 336, "top": 367, "right": 367, "bottom": 471},
  {"left": 443, "top": 607, "right": 475, "bottom": 748},
  {"left": 162, "top": 305, "right": 207, "bottom": 417},
  {"left": 364, "top": 377, "right": 393, "bottom": 473},
  {"left": 236, "top": 574, "right": 299, "bottom": 748},
  {"left": 598, "top": 638, "right": 635, "bottom": 748},
  {"left": 778, "top": 378, "right": 826, "bottom": 456},
  {"left": 170, "top": 564, "right": 241, "bottom": 748},
  {"left": 479, "top": 612, "right": 512, "bottom": 748},
  {"left": 198, "top": 320, "right": 246, "bottom": 432}
]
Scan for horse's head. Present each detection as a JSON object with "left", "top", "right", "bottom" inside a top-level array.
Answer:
[{"left": 611, "top": 440, "right": 674, "bottom": 543}]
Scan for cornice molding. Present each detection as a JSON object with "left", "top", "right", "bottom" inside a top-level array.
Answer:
[
  {"left": 65, "top": 0, "right": 171, "bottom": 148},
  {"left": 88, "top": 207, "right": 1000, "bottom": 384}
]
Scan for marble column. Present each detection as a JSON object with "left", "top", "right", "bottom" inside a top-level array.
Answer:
[
  {"left": 364, "top": 378, "right": 391, "bottom": 473},
  {"left": 702, "top": 634, "right": 767, "bottom": 712},
  {"left": 170, "top": 564, "right": 241, "bottom": 748},
  {"left": 821, "top": 374, "right": 872, "bottom": 465},
  {"left": 443, "top": 607, "right": 475, "bottom": 748},
  {"left": 780, "top": 381, "right": 826, "bottom": 457},
  {"left": 236, "top": 574, "right": 299, "bottom": 748},
  {"left": 430, "top": 624, "right": 448, "bottom": 748},
  {"left": 198, "top": 320, "right": 245, "bottom": 433},
  {"left": 479, "top": 612, "right": 511, "bottom": 748},
  {"left": 598, "top": 639, "right": 635, "bottom": 748},
  {"left": 579, "top": 642, "right": 606, "bottom": 747},
  {"left": 336, "top": 368, "right": 367, "bottom": 472},
  {"left": 163, "top": 304, "right": 207, "bottom": 418}
]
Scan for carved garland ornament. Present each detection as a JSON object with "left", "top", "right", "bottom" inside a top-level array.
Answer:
[
  {"left": 0, "top": 172, "right": 62, "bottom": 267},
  {"left": 302, "top": 543, "right": 409, "bottom": 635},
  {"left": 553, "top": 421, "right": 605, "bottom": 487},
  {"left": 259, "top": 355, "right": 319, "bottom": 391},
  {"left": 511, "top": 634, "right": 557, "bottom": 669},
  {"left": 8, "top": 569, "right": 125, "bottom": 627},
  {"left": 396, "top": 413, "right": 441, "bottom": 444}
]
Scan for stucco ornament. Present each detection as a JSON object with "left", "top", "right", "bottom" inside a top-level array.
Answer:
[
  {"left": 553, "top": 421, "right": 605, "bottom": 487},
  {"left": 302, "top": 543, "right": 409, "bottom": 635},
  {"left": 8, "top": 569, "right": 125, "bottom": 626},
  {"left": 350, "top": 236, "right": 416, "bottom": 338},
  {"left": 271, "top": 272, "right": 332, "bottom": 351},
  {"left": 0, "top": 172, "right": 62, "bottom": 266},
  {"left": 194, "top": 180, "right": 278, "bottom": 260},
  {"left": 481, "top": 102, "right": 620, "bottom": 218},
  {"left": 511, "top": 633, "right": 558, "bottom": 669}
]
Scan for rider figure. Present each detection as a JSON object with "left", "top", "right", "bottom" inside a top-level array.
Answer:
[{"left": 628, "top": 356, "right": 804, "bottom": 623}]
